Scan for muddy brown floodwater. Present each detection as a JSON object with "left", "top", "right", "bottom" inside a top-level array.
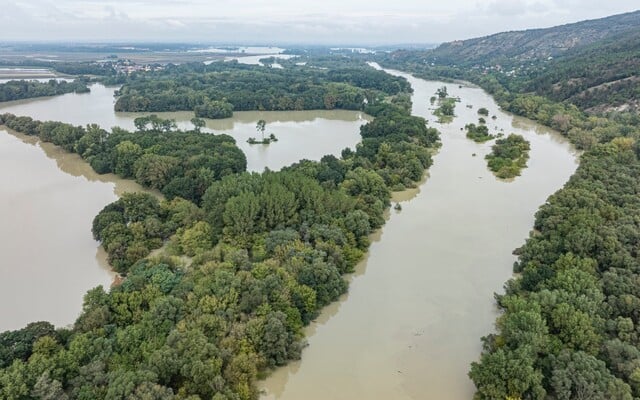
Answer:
[
  {"left": 0, "top": 130, "right": 150, "bottom": 331},
  {"left": 259, "top": 67, "right": 579, "bottom": 399}
]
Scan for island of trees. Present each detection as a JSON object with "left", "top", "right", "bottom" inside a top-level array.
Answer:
[
  {"left": 477, "top": 107, "right": 489, "bottom": 116},
  {"left": 110, "top": 61, "right": 411, "bottom": 118},
  {"left": 432, "top": 86, "right": 456, "bottom": 123},
  {"left": 0, "top": 79, "right": 89, "bottom": 102},
  {"left": 0, "top": 62, "right": 440, "bottom": 399},
  {"left": 465, "top": 122, "right": 495, "bottom": 142},
  {"left": 247, "top": 120, "right": 278, "bottom": 144},
  {"left": 0, "top": 113, "right": 246, "bottom": 207},
  {"left": 485, "top": 133, "right": 530, "bottom": 178}
]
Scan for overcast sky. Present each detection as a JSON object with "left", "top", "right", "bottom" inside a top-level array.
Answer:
[{"left": 1, "top": 0, "right": 638, "bottom": 45}]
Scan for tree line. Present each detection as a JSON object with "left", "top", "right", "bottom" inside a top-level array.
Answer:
[
  {"left": 0, "top": 79, "right": 89, "bottom": 102},
  {"left": 0, "top": 60, "right": 116, "bottom": 76}
]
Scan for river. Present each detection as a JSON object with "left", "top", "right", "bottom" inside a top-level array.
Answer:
[
  {"left": 0, "top": 80, "right": 368, "bottom": 332},
  {"left": 259, "top": 69, "right": 579, "bottom": 399}
]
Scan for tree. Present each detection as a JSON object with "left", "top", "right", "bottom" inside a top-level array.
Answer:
[
  {"left": 256, "top": 119, "right": 267, "bottom": 141},
  {"left": 190, "top": 117, "right": 205, "bottom": 133},
  {"left": 194, "top": 100, "right": 233, "bottom": 119},
  {"left": 134, "top": 116, "right": 150, "bottom": 132},
  {"left": 438, "top": 100, "right": 454, "bottom": 116},
  {"left": 32, "top": 372, "right": 69, "bottom": 400},
  {"left": 160, "top": 119, "right": 177, "bottom": 133},
  {"left": 114, "top": 140, "right": 143, "bottom": 178},
  {"left": 551, "top": 350, "right": 632, "bottom": 400},
  {"left": 179, "top": 221, "right": 214, "bottom": 256},
  {"left": 469, "top": 346, "right": 545, "bottom": 400},
  {"left": 222, "top": 192, "right": 261, "bottom": 248},
  {"left": 133, "top": 154, "right": 179, "bottom": 189},
  {"left": 0, "top": 322, "right": 57, "bottom": 368},
  {"left": 260, "top": 311, "right": 296, "bottom": 366}
]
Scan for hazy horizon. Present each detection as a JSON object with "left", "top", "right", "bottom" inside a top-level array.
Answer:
[{"left": 1, "top": 1, "right": 638, "bottom": 45}]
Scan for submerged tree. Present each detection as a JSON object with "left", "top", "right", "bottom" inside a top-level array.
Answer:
[
  {"left": 256, "top": 119, "right": 267, "bottom": 141},
  {"left": 190, "top": 117, "right": 205, "bottom": 133}
]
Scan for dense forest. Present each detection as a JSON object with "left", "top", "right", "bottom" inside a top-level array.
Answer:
[
  {"left": 110, "top": 61, "right": 411, "bottom": 117},
  {"left": 0, "top": 79, "right": 90, "bottom": 102},
  {"left": 379, "top": 20, "right": 640, "bottom": 400},
  {"left": 0, "top": 67, "right": 440, "bottom": 398}
]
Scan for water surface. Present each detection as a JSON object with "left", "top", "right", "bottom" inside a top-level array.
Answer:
[{"left": 0, "top": 130, "right": 147, "bottom": 331}]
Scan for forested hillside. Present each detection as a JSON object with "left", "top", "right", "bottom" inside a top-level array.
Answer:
[
  {"left": 427, "top": 10, "right": 640, "bottom": 67},
  {"left": 521, "top": 29, "right": 640, "bottom": 112},
  {"left": 383, "top": 11, "right": 640, "bottom": 114}
]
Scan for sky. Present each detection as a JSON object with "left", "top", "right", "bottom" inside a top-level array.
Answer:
[{"left": 1, "top": 0, "right": 638, "bottom": 45}]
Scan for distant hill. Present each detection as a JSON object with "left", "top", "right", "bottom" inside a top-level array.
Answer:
[
  {"left": 382, "top": 10, "right": 640, "bottom": 113},
  {"left": 524, "top": 28, "right": 640, "bottom": 112},
  {"left": 429, "top": 10, "right": 640, "bottom": 66}
]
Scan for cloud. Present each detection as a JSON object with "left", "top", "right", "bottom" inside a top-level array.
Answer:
[
  {"left": 483, "top": 0, "right": 553, "bottom": 17},
  {"left": 0, "top": 0, "right": 638, "bottom": 44},
  {"left": 165, "top": 19, "right": 186, "bottom": 28}
]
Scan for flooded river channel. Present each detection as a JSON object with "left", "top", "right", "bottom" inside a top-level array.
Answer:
[{"left": 259, "top": 68, "right": 579, "bottom": 400}]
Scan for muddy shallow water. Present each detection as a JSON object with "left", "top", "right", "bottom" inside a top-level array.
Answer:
[{"left": 0, "top": 130, "right": 149, "bottom": 331}]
